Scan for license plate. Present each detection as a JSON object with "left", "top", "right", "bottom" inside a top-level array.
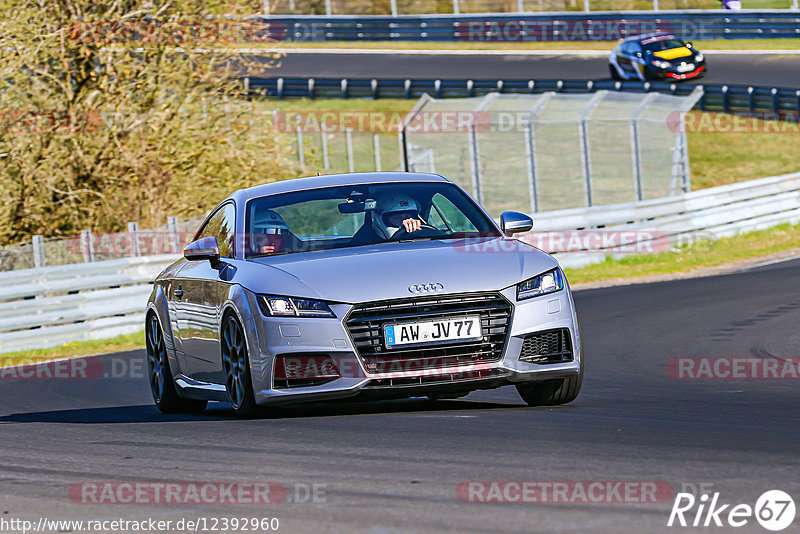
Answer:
[
  {"left": 677, "top": 63, "right": 694, "bottom": 73},
  {"left": 384, "top": 316, "right": 482, "bottom": 348}
]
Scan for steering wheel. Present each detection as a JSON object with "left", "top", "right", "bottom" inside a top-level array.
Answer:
[{"left": 391, "top": 224, "right": 447, "bottom": 241}]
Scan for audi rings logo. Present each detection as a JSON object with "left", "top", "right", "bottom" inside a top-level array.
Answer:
[{"left": 408, "top": 283, "right": 445, "bottom": 294}]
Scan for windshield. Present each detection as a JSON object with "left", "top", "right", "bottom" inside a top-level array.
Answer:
[
  {"left": 642, "top": 37, "right": 686, "bottom": 54},
  {"left": 244, "top": 182, "right": 500, "bottom": 258}
]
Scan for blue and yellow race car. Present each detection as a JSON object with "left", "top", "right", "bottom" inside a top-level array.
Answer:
[{"left": 609, "top": 33, "right": 706, "bottom": 82}]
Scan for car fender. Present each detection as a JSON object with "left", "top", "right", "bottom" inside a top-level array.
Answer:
[
  {"left": 218, "top": 285, "right": 268, "bottom": 395},
  {"left": 146, "top": 284, "right": 181, "bottom": 375}
]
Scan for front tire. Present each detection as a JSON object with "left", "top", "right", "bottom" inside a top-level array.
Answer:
[
  {"left": 221, "top": 314, "right": 260, "bottom": 418},
  {"left": 516, "top": 363, "right": 583, "bottom": 407},
  {"left": 146, "top": 313, "right": 207, "bottom": 414},
  {"left": 609, "top": 63, "right": 623, "bottom": 81}
]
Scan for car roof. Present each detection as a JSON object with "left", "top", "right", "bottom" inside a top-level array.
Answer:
[
  {"left": 226, "top": 172, "right": 452, "bottom": 203},
  {"left": 621, "top": 32, "right": 677, "bottom": 43}
]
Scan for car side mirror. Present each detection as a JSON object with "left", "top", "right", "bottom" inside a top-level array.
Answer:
[
  {"left": 500, "top": 211, "right": 533, "bottom": 236},
  {"left": 184, "top": 236, "right": 220, "bottom": 263}
]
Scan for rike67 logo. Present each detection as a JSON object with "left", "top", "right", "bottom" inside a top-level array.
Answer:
[{"left": 668, "top": 490, "right": 796, "bottom": 531}]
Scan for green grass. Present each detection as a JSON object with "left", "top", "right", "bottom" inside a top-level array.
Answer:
[
  {"left": 564, "top": 222, "right": 800, "bottom": 284},
  {"left": 686, "top": 112, "right": 800, "bottom": 189},
  {"left": 269, "top": 38, "right": 800, "bottom": 52},
  {"left": 0, "top": 331, "right": 144, "bottom": 366}
]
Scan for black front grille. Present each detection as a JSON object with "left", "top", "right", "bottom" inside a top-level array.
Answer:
[
  {"left": 346, "top": 292, "right": 512, "bottom": 374},
  {"left": 519, "top": 328, "right": 573, "bottom": 364}
]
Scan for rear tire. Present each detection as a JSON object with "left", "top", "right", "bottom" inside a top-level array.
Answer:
[
  {"left": 146, "top": 313, "right": 207, "bottom": 414},
  {"left": 516, "top": 363, "right": 583, "bottom": 407},
  {"left": 221, "top": 314, "right": 261, "bottom": 418}
]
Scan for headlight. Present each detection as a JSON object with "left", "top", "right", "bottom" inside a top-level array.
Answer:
[
  {"left": 650, "top": 59, "right": 670, "bottom": 69},
  {"left": 517, "top": 268, "right": 564, "bottom": 301},
  {"left": 695, "top": 52, "right": 704, "bottom": 62},
  {"left": 258, "top": 295, "right": 335, "bottom": 318}
]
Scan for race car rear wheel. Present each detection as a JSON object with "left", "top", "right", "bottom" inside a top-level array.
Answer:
[
  {"left": 146, "top": 313, "right": 207, "bottom": 414},
  {"left": 221, "top": 314, "right": 261, "bottom": 418}
]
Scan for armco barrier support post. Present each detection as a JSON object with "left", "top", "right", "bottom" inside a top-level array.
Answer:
[
  {"left": 80, "top": 230, "right": 95, "bottom": 262},
  {"left": 128, "top": 222, "right": 140, "bottom": 257},
  {"left": 32, "top": 235, "right": 45, "bottom": 269},
  {"left": 167, "top": 216, "right": 180, "bottom": 254},
  {"left": 373, "top": 133, "right": 382, "bottom": 171},
  {"left": 346, "top": 128, "right": 355, "bottom": 173}
]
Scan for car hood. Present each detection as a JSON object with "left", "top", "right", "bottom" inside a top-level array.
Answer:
[{"left": 240, "top": 237, "right": 559, "bottom": 304}]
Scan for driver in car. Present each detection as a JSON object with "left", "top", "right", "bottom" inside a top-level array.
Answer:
[
  {"left": 250, "top": 209, "right": 303, "bottom": 255},
  {"left": 350, "top": 193, "right": 432, "bottom": 245}
]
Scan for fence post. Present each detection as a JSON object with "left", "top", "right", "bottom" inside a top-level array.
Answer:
[
  {"left": 630, "top": 93, "right": 658, "bottom": 202},
  {"left": 793, "top": 0, "right": 799, "bottom": 10},
  {"left": 453, "top": 0, "right": 460, "bottom": 15},
  {"left": 524, "top": 122, "right": 539, "bottom": 213},
  {"left": 517, "top": 0, "right": 524, "bottom": 12},
  {"left": 390, "top": 0, "right": 398, "bottom": 16},
  {"left": 128, "top": 222, "right": 140, "bottom": 257},
  {"left": 398, "top": 127, "right": 409, "bottom": 171},
  {"left": 32, "top": 235, "right": 45, "bottom": 268},
  {"left": 653, "top": 0, "right": 659, "bottom": 10},
  {"left": 296, "top": 125, "right": 305, "bottom": 167},
  {"left": 346, "top": 128, "right": 355, "bottom": 173},
  {"left": 577, "top": 91, "right": 605, "bottom": 207},
  {"left": 80, "top": 230, "right": 95, "bottom": 262},
  {"left": 320, "top": 123, "right": 330, "bottom": 170},
  {"left": 167, "top": 216, "right": 180, "bottom": 254},
  {"left": 373, "top": 133, "right": 382, "bottom": 171},
  {"left": 325, "top": 0, "right": 332, "bottom": 16},
  {"left": 262, "top": 0, "right": 269, "bottom": 14},
  {"left": 584, "top": 0, "right": 590, "bottom": 11},
  {"left": 467, "top": 125, "right": 483, "bottom": 205}
]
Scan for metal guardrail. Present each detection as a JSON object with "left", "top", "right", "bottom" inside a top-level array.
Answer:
[
  {"left": 539, "top": 171, "right": 800, "bottom": 268},
  {"left": 259, "top": 11, "right": 800, "bottom": 41},
  {"left": 0, "top": 256, "right": 176, "bottom": 353},
  {"left": 249, "top": 77, "right": 800, "bottom": 118},
  {"left": 3, "top": 172, "right": 798, "bottom": 352}
]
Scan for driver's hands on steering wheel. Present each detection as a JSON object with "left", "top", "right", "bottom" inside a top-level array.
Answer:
[{"left": 401, "top": 218, "right": 422, "bottom": 233}]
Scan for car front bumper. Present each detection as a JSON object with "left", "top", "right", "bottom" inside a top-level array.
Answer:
[{"left": 244, "top": 284, "right": 582, "bottom": 406}]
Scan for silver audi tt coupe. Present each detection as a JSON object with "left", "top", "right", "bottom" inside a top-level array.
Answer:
[{"left": 146, "top": 172, "right": 583, "bottom": 417}]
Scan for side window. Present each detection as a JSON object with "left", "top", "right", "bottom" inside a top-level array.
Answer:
[
  {"left": 430, "top": 193, "right": 478, "bottom": 233},
  {"left": 197, "top": 203, "right": 236, "bottom": 258}
]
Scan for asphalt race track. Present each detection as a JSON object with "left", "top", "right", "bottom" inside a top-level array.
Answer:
[
  {"left": 266, "top": 50, "right": 800, "bottom": 88},
  {"left": 2, "top": 259, "right": 799, "bottom": 533}
]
